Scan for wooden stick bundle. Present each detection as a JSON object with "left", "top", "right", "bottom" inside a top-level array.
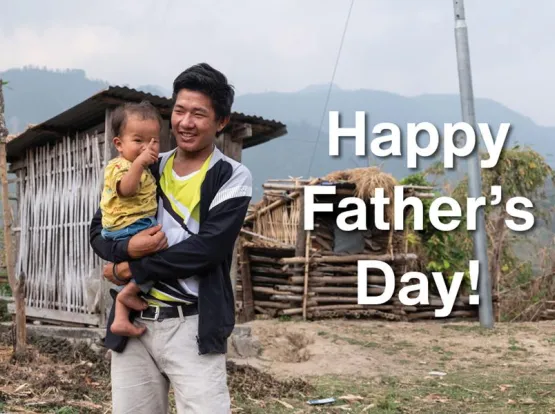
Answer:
[{"left": 235, "top": 176, "right": 479, "bottom": 322}]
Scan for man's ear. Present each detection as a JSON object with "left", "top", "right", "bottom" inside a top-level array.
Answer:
[{"left": 217, "top": 116, "right": 231, "bottom": 134}]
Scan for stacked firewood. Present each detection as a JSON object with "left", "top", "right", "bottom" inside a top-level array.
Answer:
[
  {"left": 235, "top": 243, "right": 479, "bottom": 322},
  {"left": 236, "top": 176, "right": 479, "bottom": 322}
]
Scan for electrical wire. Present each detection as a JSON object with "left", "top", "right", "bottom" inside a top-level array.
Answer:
[{"left": 306, "top": 0, "right": 355, "bottom": 177}]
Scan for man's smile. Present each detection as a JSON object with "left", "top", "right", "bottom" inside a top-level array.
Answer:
[{"left": 177, "top": 131, "right": 198, "bottom": 140}]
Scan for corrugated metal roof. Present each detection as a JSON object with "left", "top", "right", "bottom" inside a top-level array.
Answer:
[{"left": 7, "top": 85, "right": 287, "bottom": 160}]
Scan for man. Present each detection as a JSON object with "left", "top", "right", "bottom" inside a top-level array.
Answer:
[{"left": 89, "top": 63, "right": 252, "bottom": 413}]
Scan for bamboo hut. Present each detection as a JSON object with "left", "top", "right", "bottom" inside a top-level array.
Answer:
[
  {"left": 5, "top": 86, "right": 286, "bottom": 327},
  {"left": 235, "top": 167, "right": 479, "bottom": 322}
]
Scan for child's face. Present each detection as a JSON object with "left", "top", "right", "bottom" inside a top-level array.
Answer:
[{"left": 114, "top": 114, "right": 160, "bottom": 162}]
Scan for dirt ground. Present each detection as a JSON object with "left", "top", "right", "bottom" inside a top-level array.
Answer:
[
  {"left": 237, "top": 318, "right": 555, "bottom": 379},
  {"left": 1, "top": 318, "right": 555, "bottom": 413}
]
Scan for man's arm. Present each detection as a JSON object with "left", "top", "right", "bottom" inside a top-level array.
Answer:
[
  {"left": 128, "top": 164, "right": 252, "bottom": 285},
  {"left": 90, "top": 208, "right": 169, "bottom": 266},
  {"left": 89, "top": 208, "right": 133, "bottom": 263}
]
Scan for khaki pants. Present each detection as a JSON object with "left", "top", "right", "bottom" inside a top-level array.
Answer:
[{"left": 110, "top": 314, "right": 230, "bottom": 413}]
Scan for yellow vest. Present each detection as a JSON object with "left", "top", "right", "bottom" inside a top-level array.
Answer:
[{"left": 146, "top": 151, "right": 213, "bottom": 305}]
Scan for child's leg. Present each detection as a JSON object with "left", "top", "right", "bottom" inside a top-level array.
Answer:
[
  {"left": 134, "top": 280, "right": 155, "bottom": 295},
  {"left": 110, "top": 282, "right": 147, "bottom": 337},
  {"left": 104, "top": 218, "right": 158, "bottom": 337},
  {"left": 111, "top": 298, "right": 146, "bottom": 337},
  {"left": 117, "top": 281, "right": 149, "bottom": 312}
]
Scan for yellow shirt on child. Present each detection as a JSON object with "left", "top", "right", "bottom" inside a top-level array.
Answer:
[{"left": 100, "top": 157, "right": 158, "bottom": 231}]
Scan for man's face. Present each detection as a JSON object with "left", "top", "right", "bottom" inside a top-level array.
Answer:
[{"left": 171, "top": 89, "right": 228, "bottom": 153}]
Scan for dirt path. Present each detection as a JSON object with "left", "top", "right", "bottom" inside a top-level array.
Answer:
[{"left": 234, "top": 319, "right": 555, "bottom": 380}]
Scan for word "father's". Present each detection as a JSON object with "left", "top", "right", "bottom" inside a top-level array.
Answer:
[{"left": 304, "top": 185, "right": 534, "bottom": 232}]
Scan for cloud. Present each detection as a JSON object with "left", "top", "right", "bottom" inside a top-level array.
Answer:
[
  {"left": 1, "top": 25, "right": 125, "bottom": 69},
  {"left": 1, "top": 0, "right": 554, "bottom": 125}
]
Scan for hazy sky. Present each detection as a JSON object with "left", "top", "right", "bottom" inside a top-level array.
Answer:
[{"left": 1, "top": 0, "right": 553, "bottom": 126}]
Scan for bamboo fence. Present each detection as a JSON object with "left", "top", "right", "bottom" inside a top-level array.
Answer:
[
  {"left": 14, "top": 133, "right": 106, "bottom": 318},
  {"left": 236, "top": 176, "right": 480, "bottom": 322}
]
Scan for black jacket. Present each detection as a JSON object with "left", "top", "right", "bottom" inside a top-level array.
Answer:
[{"left": 89, "top": 147, "right": 252, "bottom": 354}]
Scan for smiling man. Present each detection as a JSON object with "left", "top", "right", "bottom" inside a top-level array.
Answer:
[{"left": 89, "top": 63, "right": 252, "bottom": 413}]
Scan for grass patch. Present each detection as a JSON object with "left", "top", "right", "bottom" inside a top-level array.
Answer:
[
  {"left": 0, "top": 282, "right": 11, "bottom": 296},
  {"left": 441, "top": 324, "right": 498, "bottom": 336},
  {"left": 234, "top": 367, "right": 555, "bottom": 413},
  {"left": 393, "top": 340, "right": 414, "bottom": 349},
  {"left": 508, "top": 338, "right": 528, "bottom": 352},
  {"left": 318, "top": 331, "right": 379, "bottom": 349},
  {"left": 440, "top": 352, "right": 454, "bottom": 361},
  {"left": 54, "top": 408, "right": 81, "bottom": 414}
]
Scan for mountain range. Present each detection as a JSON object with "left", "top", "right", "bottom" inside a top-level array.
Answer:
[{"left": 2, "top": 66, "right": 554, "bottom": 203}]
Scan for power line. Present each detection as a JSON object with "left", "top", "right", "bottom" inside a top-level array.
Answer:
[{"left": 306, "top": 0, "right": 355, "bottom": 177}]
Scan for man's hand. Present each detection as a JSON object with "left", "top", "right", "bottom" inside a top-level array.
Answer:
[
  {"left": 103, "top": 262, "right": 132, "bottom": 286},
  {"left": 128, "top": 224, "right": 168, "bottom": 259}
]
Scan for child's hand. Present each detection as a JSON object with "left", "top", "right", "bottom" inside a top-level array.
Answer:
[{"left": 136, "top": 139, "right": 159, "bottom": 168}]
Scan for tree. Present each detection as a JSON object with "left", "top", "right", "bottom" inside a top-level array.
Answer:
[
  {"left": 0, "top": 78, "right": 27, "bottom": 354},
  {"left": 451, "top": 146, "right": 555, "bottom": 320},
  {"left": 405, "top": 145, "right": 555, "bottom": 320}
]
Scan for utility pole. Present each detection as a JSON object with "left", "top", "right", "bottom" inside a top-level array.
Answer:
[{"left": 452, "top": 0, "right": 494, "bottom": 328}]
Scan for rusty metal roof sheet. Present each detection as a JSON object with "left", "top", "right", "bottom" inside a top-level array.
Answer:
[{"left": 7, "top": 85, "right": 287, "bottom": 160}]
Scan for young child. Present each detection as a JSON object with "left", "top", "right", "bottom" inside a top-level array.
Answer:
[{"left": 100, "top": 100, "right": 162, "bottom": 337}]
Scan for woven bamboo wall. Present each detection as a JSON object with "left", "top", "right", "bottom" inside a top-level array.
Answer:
[
  {"left": 253, "top": 197, "right": 301, "bottom": 246},
  {"left": 15, "top": 133, "right": 106, "bottom": 316}
]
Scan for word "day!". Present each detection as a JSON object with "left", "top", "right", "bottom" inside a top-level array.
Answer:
[{"left": 358, "top": 260, "right": 481, "bottom": 317}]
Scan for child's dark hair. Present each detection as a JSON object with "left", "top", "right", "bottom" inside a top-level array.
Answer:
[
  {"left": 111, "top": 100, "right": 163, "bottom": 137},
  {"left": 172, "top": 63, "right": 235, "bottom": 121}
]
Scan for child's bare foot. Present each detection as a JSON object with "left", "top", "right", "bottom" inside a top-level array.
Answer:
[
  {"left": 118, "top": 282, "right": 148, "bottom": 311},
  {"left": 111, "top": 297, "right": 146, "bottom": 337},
  {"left": 110, "top": 319, "right": 146, "bottom": 337}
]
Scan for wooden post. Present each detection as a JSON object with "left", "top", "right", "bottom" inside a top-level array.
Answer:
[
  {"left": 302, "top": 230, "right": 311, "bottom": 320},
  {"left": 295, "top": 192, "right": 306, "bottom": 257},
  {"left": 295, "top": 192, "right": 309, "bottom": 319},
  {"left": 158, "top": 119, "right": 173, "bottom": 153},
  {"left": 239, "top": 243, "right": 255, "bottom": 322},
  {"left": 98, "top": 109, "right": 118, "bottom": 328},
  {"left": 224, "top": 125, "right": 251, "bottom": 312},
  {"left": 104, "top": 108, "right": 119, "bottom": 160},
  {"left": 0, "top": 79, "right": 26, "bottom": 352},
  {"left": 221, "top": 131, "right": 242, "bottom": 162}
]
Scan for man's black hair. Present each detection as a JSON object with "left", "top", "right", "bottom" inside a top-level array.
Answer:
[
  {"left": 111, "top": 100, "right": 163, "bottom": 137},
  {"left": 172, "top": 63, "right": 235, "bottom": 121}
]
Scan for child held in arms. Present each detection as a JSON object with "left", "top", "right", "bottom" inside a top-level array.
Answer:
[{"left": 99, "top": 100, "right": 162, "bottom": 337}]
